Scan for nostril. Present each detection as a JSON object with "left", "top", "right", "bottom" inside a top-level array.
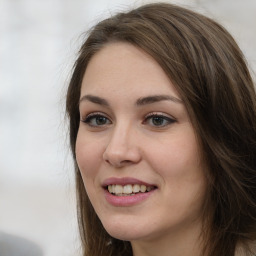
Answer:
[
  {"left": 121, "top": 160, "right": 132, "bottom": 164},
  {"left": 103, "top": 144, "right": 141, "bottom": 167},
  {"left": 104, "top": 158, "right": 132, "bottom": 168}
]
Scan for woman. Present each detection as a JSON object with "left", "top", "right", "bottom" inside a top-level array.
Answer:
[{"left": 66, "top": 3, "right": 256, "bottom": 256}]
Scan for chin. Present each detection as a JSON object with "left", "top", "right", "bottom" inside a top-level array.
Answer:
[
  {"left": 101, "top": 216, "right": 148, "bottom": 241},
  {"left": 107, "top": 230, "right": 135, "bottom": 241},
  {"left": 107, "top": 229, "right": 147, "bottom": 242}
]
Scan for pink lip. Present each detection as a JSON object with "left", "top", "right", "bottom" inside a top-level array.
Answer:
[
  {"left": 104, "top": 189, "right": 155, "bottom": 207},
  {"left": 102, "top": 177, "right": 157, "bottom": 207}
]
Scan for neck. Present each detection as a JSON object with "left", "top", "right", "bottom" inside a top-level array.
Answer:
[{"left": 131, "top": 220, "right": 204, "bottom": 256}]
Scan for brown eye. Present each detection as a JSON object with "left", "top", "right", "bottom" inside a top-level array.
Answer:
[
  {"left": 151, "top": 116, "right": 165, "bottom": 126},
  {"left": 144, "top": 114, "right": 176, "bottom": 127},
  {"left": 82, "top": 114, "right": 111, "bottom": 127}
]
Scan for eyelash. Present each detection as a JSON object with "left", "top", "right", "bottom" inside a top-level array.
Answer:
[
  {"left": 81, "top": 112, "right": 111, "bottom": 127},
  {"left": 81, "top": 112, "right": 176, "bottom": 128},
  {"left": 143, "top": 112, "right": 176, "bottom": 127}
]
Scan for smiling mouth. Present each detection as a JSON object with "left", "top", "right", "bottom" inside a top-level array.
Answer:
[{"left": 106, "top": 184, "right": 157, "bottom": 196}]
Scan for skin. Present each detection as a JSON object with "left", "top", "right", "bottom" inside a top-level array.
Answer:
[{"left": 76, "top": 42, "right": 207, "bottom": 256}]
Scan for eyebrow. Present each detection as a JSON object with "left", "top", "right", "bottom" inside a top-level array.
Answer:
[
  {"left": 136, "top": 95, "right": 182, "bottom": 106},
  {"left": 79, "top": 95, "right": 109, "bottom": 106},
  {"left": 79, "top": 94, "right": 182, "bottom": 106}
]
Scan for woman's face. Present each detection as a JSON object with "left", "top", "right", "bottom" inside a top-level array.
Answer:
[{"left": 76, "top": 42, "right": 207, "bottom": 243}]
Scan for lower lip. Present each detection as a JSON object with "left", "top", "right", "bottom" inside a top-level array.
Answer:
[{"left": 104, "top": 189, "right": 156, "bottom": 207}]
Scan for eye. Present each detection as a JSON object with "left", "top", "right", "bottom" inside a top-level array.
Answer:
[
  {"left": 81, "top": 113, "right": 111, "bottom": 127},
  {"left": 143, "top": 113, "right": 176, "bottom": 127}
]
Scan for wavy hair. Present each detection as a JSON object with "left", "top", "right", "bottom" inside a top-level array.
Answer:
[{"left": 66, "top": 3, "right": 256, "bottom": 256}]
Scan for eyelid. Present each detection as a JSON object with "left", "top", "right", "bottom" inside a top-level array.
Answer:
[
  {"left": 144, "top": 112, "right": 176, "bottom": 120},
  {"left": 81, "top": 111, "right": 110, "bottom": 121},
  {"left": 80, "top": 111, "right": 176, "bottom": 128},
  {"left": 143, "top": 111, "right": 176, "bottom": 127},
  {"left": 80, "top": 112, "right": 112, "bottom": 129}
]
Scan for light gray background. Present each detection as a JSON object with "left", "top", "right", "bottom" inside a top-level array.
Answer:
[{"left": 0, "top": 0, "right": 255, "bottom": 255}]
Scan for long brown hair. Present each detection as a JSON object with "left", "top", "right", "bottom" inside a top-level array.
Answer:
[{"left": 66, "top": 3, "right": 256, "bottom": 256}]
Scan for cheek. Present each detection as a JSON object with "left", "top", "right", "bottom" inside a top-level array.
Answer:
[
  {"left": 146, "top": 128, "right": 206, "bottom": 197},
  {"left": 75, "top": 133, "right": 104, "bottom": 180},
  {"left": 151, "top": 137, "right": 201, "bottom": 175},
  {"left": 151, "top": 137, "right": 207, "bottom": 219}
]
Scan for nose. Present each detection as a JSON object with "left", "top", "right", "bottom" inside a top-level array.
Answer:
[{"left": 103, "top": 124, "right": 141, "bottom": 168}]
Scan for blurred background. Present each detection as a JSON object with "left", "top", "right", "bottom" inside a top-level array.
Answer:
[{"left": 0, "top": 0, "right": 255, "bottom": 255}]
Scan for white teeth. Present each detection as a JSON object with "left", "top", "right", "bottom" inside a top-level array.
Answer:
[
  {"left": 133, "top": 184, "right": 140, "bottom": 193},
  {"left": 140, "top": 185, "right": 146, "bottom": 193},
  {"left": 123, "top": 184, "right": 133, "bottom": 194},
  {"left": 115, "top": 185, "right": 123, "bottom": 194},
  {"left": 107, "top": 184, "right": 155, "bottom": 195}
]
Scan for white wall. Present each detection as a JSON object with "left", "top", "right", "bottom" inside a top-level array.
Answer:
[{"left": 0, "top": 0, "right": 255, "bottom": 255}]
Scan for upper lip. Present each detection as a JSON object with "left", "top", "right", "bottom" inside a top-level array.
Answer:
[{"left": 102, "top": 177, "right": 157, "bottom": 188}]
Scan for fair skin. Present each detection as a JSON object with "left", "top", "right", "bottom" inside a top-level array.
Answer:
[{"left": 76, "top": 42, "right": 207, "bottom": 256}]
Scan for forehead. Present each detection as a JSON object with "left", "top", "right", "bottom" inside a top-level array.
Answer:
[{"left": 81, "top": 42, "right": 179, "bottom": 97}]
